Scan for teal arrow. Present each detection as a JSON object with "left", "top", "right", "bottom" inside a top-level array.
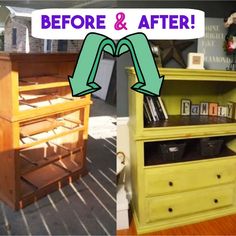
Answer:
[
  {"left": 68, "top": 33, "right": 116, "bottom": 96},
  {"left": 69, "top": 32, "right": 164, "bottom": 97},
  {"left": 116, "top": 33, "right": 164, "bottom": 96}
]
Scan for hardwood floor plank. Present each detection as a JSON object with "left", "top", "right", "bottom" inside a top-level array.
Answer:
[{"left": 117, "top": 214, "right": 236, "bottom": 235}]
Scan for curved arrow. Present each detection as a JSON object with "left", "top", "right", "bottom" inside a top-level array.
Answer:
[
  {"left": 68, "top": 33, "right": 116, "bottom": 96},
  {"left": 69, "top": 32, "right": 164, "bottom": 97},
  {"left": 116, "top": 33, "right": 164, "bottom": 96}
]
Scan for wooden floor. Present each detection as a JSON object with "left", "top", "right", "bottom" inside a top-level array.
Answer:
[{"left": 117, "top": 213, "right": 236, "bottom": 235}]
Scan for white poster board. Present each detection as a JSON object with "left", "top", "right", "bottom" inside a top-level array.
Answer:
[{"left": 93, "top": 59, "right": 115, "bottom": 100}]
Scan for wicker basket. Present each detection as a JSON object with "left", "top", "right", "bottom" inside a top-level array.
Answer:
[
  {"left": 160, "top": 142, "right": 186, "bottom": 162},
  {"left": 200, "top": 138, "right": 224, "bottom": 157}
]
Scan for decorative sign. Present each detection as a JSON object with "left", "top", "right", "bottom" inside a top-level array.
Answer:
[
  {"left": 197, "top": 18, "right": 231, "bottom": 70},
  {"left": 31, "top": 8, "right": 205, "bottom": 97},
  {"left": 181, "top": 99, "right": 235, "bottom": 118},
  {"left": 32, "top": 8, "right": 205, "bottom": 40}
]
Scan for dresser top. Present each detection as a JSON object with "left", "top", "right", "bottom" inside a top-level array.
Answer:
[
  {"left": 0, "top": 52, "right": 78, "bottom": 62},
  {"left": 127, "top": 67, "right": 236, "bottom": 82}
]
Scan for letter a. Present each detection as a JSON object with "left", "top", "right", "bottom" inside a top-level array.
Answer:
[{"left": 138, "top": 15, "right": 150, "bottom": 29}]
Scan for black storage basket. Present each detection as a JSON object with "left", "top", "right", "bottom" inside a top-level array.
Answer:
[
  {"left": 200, "top": 138, "right": 224, "bottom": 157},
  {"left": 159, "top": 142, "right": 186, "bottom": 162}
]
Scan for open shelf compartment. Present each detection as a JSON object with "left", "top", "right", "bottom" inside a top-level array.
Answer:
[
  {"left": 19, "top": 75, "right": 69, "bottom": 92},
  {"left": 19, "top": 129, "right": 85, "bottom": 200},
  {"left": 19, "top": 86, "right": 86, "bottom": 111},
  {"left": 144, "top": 135, "right": 236, "bottom": 166},
  {"left": 20, "top": 140, "right": 83, "bottom": 175},
  {"left": 19, "top": 109, "right": 84, "bottom": 149},
  {"left": 144, "top": 80, "right": 236, "bottom": 128}
]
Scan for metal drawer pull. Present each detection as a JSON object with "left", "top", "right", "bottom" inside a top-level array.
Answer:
[
  {"left": 168, "top": 208, "right": 173, "bottom": 212},
  {"left": 214, "top": 199, "right": 219, "bottom": 204},
  {"left": 217, "top": 174, "right": 221, "bottom": 179}
]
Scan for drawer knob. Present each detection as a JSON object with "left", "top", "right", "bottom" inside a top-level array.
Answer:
[
  {"left": 217, "top": 174, "right": 221, "bottom": 179},
  {"left": 169, "top": 181, "right": 173, "bottom": 187},
  {"left": 214, "top": 199, "right": 219, "bottom": 204},
  {"left": 168, "top": 208, "right": 173, "bottom": 212}
]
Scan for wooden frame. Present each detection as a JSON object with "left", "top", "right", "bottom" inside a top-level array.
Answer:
[{"left": 187, "top": 53, "right": 204, "bottom": 69}]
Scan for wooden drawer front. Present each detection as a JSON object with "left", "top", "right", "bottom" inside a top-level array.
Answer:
[
  {"left": 146, "top": 183, "right": 234, "bottom": 222},
  {"left": 145, "top": 158, "right": 236, "bottom": 197}
]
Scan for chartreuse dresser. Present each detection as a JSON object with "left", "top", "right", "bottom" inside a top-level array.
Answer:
[{"left": 127, "top": 68, "right": 236, "bottom": 234}]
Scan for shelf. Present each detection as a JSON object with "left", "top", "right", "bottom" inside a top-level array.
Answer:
[
  {"left": 20, "top": 165, "right": 85, "bottom": 206},
  {"left": 21, "top": 164, "right": 69, "bottom": 189},
  {"left": 21, "top": 179, "right": 35, "bottom": 197},
  {"left": 20, "top": 118, "right": 64, "bottom": 137},
  {"left": 55, "top": 155, "right": 83, "bottom": 172},
  {"left": 20, "top": 117, "right": 84, "bottom": 149},
  {"left": 144, "top": 115, "right": 236, "bottom": 128},
  {"left": 19, "top": 76, "right": 69, "bottom": 92},
  {"left": 20, "top": 142, "right": 83, "bottom": 175},
  {"left": 144, "top": 138, "right": 236, "bottom": 166},
  {"left": 136, "top": 115, "right": 236, "bottom": 141},
  {"left": 20, "top": 156, "right": 84, "bottom": 197},
  {"left": 19, "top": 93, "right": 80, "bottom": 111},
  {"left": 16, "top": 92, "right": 91, "bottom": 123}
]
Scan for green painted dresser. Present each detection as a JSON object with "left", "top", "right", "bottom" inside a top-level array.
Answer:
[{"left": 127, "top": 68, "right": 236, "bottom": 234}]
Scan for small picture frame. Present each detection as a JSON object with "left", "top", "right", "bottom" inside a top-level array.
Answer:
[
  {"left": 187, "top": 53, "right": 204, "bottom": 69},
  {"left": 181, "top": 99, "right": 191, "bottom": 115}
]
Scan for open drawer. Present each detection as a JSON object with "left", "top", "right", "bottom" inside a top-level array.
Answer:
[
  {"left": 19, "top": 109, "right": 85, "bottom": 149},
  {"left": 20, "top": 136, "right": 84, "bottom": 175},
  {"left": 18, "top": 76, "right": 91, "bottom": 122}
]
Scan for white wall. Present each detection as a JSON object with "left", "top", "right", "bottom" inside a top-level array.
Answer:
[{"left": 117, "top": 117, "right": 132, "bottom": 199}]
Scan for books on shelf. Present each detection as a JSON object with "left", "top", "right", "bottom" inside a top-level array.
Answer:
[
  {"left": 144, "top": 99, "right": 153, "bottom": 122},
  {"left": 144, "top": 96, "right": 168, "bottom": 123},
  {"left": 157, "top": 97, "right": 168, "bottom": 120}
]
